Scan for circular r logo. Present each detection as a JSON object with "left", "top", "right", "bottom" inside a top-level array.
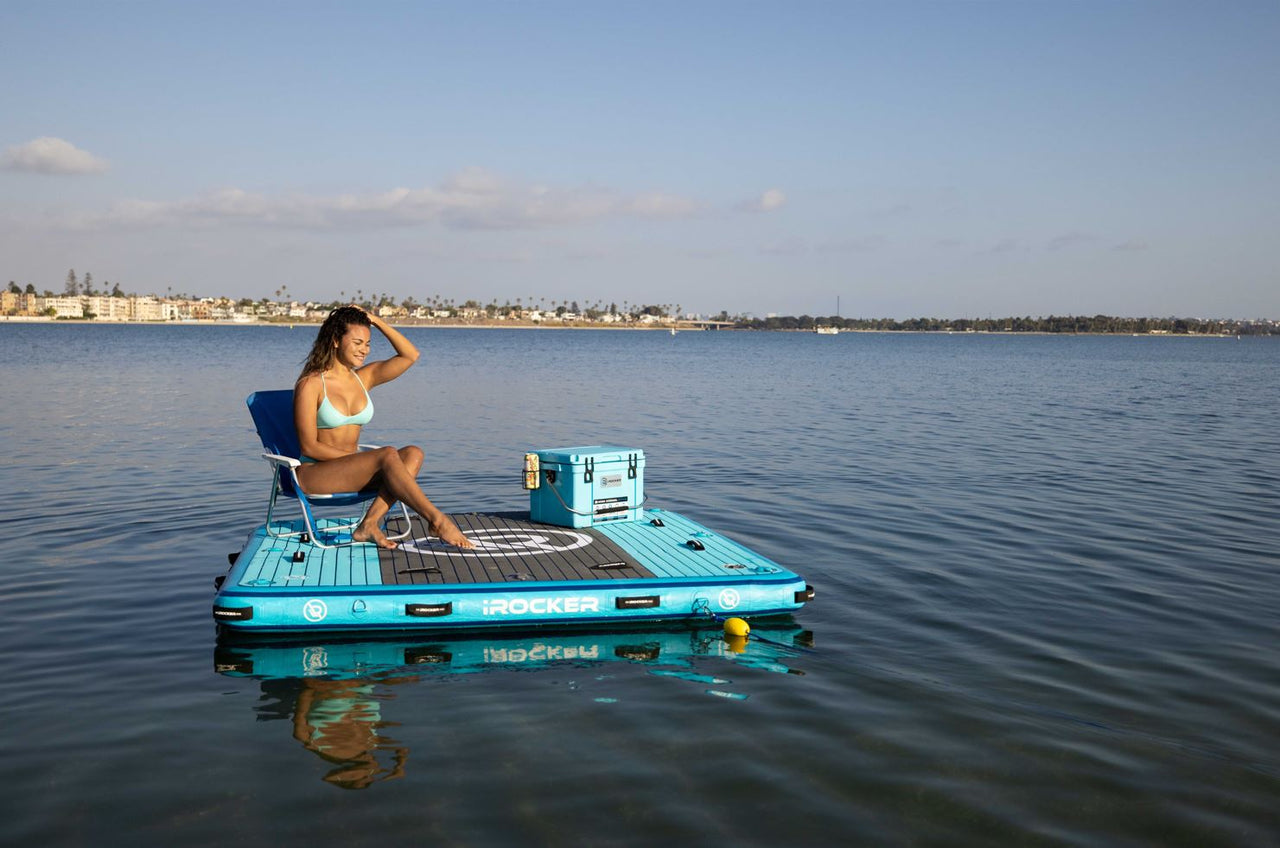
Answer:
[
  {"left": 718, "top": 588, "right": 741, "bottom": 610},
  {"left": 302, "top": 599, "right": 328, "bottom": 622}
]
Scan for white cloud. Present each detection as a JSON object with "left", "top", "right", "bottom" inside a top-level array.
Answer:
[
  {"left": 816, "top": 235, "right": 885, "bottom": 253},
  {"left": 986, "top": 238, "right": 1020, "bottom": 254},
  {"left": 868, "top": 203, "right": 912, "bottom": 220},
  {"left": 765, "top": 233, "right": 885, "bottom": 256},
  {"left": 1, "top": 137, "right": 109, "bottom": 174},
  {"left": 1047, "top": 231, "right": 1100, "bottom": 251},
  {"left": 739, "top": 188, "right": 787, "bottom": 213},
  {"left": 759, "top": 236, "right": 808, "bottom": 255},
  {"left": 626, "top": 191, "right": 703, "bottom": 219},
  {"left": 73, "top": 168, "right": 704, "bottom": 232}
]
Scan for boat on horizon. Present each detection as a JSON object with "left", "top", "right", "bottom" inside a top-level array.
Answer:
[{"left": 816, "top": 295, "right": 841, "bottom": 333}]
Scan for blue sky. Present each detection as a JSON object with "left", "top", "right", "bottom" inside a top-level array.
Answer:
[{"left": 2, "top": 1, "right": 1277, "bottom": 318}]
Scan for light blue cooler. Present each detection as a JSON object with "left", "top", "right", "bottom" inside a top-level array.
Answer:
[{"left": 528, "top": 446, "right": 645, "bottom": 528}]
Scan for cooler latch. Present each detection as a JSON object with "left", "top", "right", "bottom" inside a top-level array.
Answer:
[
  {"left": 584, "top": 457, "right": 594, "bottom": 483},
  {"left": 627, "top": 453, "right": 638, "bottom": 479}
]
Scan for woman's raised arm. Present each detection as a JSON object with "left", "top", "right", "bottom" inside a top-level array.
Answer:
[{"left": 358, "top": 309, "right": 419, "bottom": 387}]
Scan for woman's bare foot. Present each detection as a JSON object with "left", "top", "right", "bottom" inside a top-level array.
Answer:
[
  {"left": 352, "top": 524, "right": 398, "bottom": 550},
  {"left": 429, "top": 515, "right": 475, "bottom": 549}
]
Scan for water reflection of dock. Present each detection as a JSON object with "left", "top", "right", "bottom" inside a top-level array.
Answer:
[
  {"left": 217, "top": 622, "right": 813, "bottom": 789},
  {"left": 215, "top": 621, "right": 813, "bottom": 681}
]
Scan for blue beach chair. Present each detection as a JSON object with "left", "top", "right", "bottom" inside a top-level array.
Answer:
[{"left": 246, "top": 390, "right": 412, "bottom": 548}]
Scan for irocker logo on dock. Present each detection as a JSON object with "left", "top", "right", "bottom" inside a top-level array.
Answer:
[
  {"left": 302, "top": 599, "right": 328, "bottom": 622},
  {"left": 482, "top": 597, "right": 601, "bottom": 616},
  {"left": 484, "top": 644, "right": 600, "bottom": 663}
]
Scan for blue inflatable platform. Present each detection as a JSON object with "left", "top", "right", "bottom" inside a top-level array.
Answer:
[{"left": 213, "top": 507, "right": 815, "bottom": 634}]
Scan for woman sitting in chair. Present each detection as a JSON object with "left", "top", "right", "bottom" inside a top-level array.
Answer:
[{"left": 294, "top": 305, "right": 473, "bottom": 550}]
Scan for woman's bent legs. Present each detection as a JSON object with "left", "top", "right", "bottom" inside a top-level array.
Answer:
[
  {"left": 295, "top": 446, "right": 473, "bottom": 549},
  {"left": 356, "top": 446, "right": 422, "bottom": 546}
]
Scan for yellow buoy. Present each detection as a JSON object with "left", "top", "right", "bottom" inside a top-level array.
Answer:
[{"left": 723, "top": 617, "right": 750, "bottom": 637}]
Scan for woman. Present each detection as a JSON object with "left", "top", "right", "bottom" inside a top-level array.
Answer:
[{"left": 293, "top": 305, "right": 473, "bottom": 550}]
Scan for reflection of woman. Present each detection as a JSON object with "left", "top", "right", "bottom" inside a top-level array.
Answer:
[
  {"left": 293, "top": 306, "right": 472, "bottom": 549},
  {"left": 292, "top": 678, "right": 408, "bottom": 790}
]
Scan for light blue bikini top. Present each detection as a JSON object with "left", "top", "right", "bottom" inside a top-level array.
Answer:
[{"left": 316, "top": 371, "right": 373, "bottom": 429}]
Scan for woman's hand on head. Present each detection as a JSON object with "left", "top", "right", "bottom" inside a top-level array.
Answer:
[{"left": 353, "top": 304, "right": 386, "bottom": 327}]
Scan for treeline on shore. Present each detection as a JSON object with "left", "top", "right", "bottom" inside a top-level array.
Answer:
[
  {"left": 735, "top": 314, "right": 1278, "bottom": 335},
  {"left": 9, "top": 271, "right": 1276, "bottom": 334}
]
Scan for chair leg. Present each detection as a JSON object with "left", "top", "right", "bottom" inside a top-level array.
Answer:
[
  {"left": 351, "top": 495, "right": 413, "bottom": 542},
  {"left": 294, "top": 470, "right": 396, "bottom": 549},
  {"left": 383, "top": 501, "right": 414, "bottom": 541},
  {"left": 261, "top": 466, "right": 411, "bottom": 549},
  {"left": 264, "top": 479, "right": 347, "bottom": 545},
  {"left": 264, "top": 475, "right": 291, "bottom": 539}
]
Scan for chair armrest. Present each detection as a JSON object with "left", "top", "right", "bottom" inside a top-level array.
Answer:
[{"left": 261, "top": 452, "right": 302, "bottom": 468}]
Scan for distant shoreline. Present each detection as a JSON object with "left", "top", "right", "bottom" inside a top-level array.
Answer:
[
  {"left": 0, "top": 315, "right": 1254, "bottom": 337},
  {"left": 0, "top": 315, "right": 673, "bottom": 330}
]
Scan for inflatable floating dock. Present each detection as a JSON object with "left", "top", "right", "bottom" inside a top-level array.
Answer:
[{"left": 214, "top": 446, "right": 814, "bottom": 634}]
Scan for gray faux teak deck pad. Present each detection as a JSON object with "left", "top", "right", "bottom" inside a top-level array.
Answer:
[{"left": 380, "top": 512, "right": 655, "bottom": 586}]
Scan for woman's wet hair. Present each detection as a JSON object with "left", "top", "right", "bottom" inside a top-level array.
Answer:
[{"left": 300, "top": 306, "right": 371, "bottom": 377}]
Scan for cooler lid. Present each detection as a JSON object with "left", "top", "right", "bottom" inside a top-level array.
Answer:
[{"left": 534, "top": 445, "right": 645, "bottom": 465}]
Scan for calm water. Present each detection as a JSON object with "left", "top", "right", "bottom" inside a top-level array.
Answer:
[{"left": 1, "top": 323, "right": 1277, "bottom": 846}]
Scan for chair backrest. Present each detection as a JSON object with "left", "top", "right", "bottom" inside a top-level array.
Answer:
[
  {"left": 247, "top": 389, "right": 301, "bottom": 461},
  {"left": 247, "top": 390, "right": 372, "bottom": 508}
]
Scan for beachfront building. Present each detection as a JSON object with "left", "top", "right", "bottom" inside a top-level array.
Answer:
[
  {"left": 25, "top": 293, "right": 182, "bottom": 321},
  {"left": 132, "top": 296, "right": 171, "bottom": 321},
  {"left": 184, "top": 299, "right": 209, "bottom": 320},
  {"left": 84, "top": 295, "right": 133, "bottom": 321},
  {"left": 1, "top": 291, "right": 39, "bottom": 316},
  {"left": 41, "top": 296, "right": 88, "bottom": 318},
  {"left": 209, "top": 301, "right": 238, "bottom": 321}
]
